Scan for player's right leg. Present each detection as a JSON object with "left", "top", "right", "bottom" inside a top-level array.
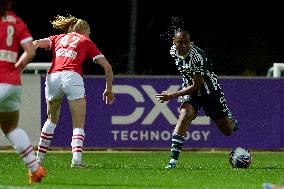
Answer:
[
  {"left": 204, "top": 90, "right": 238, "bottom": 136},
  {"left": 28, "top": 165, "right": 47, "bottom": 184},
  {"left": 165, "top": 102, "right": 197, "bottom": 169},
  {"left": 1, "top": 113, "right": 47, "bottom": 184},
  {"left": 68, "top": 98, "right": 87, "bottom": 168},
  {"left": 63, "top": 71, "right": 86, "bottom": 168}
]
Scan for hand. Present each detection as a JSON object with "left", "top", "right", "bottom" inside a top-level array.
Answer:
[
  {"left": 103, "top": 89, "right": 115, "bottom": 105},
  {"left": 156, "top": 91, "right": 173, "bottom": 103}
]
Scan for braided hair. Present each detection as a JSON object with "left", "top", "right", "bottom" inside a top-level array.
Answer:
[{"left": 0, "top": 0, "right": 12, "bottom": 17}]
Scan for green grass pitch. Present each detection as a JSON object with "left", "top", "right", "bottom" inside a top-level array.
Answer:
[{"left": 0, "top": 151, "right": 283, "bottom": 189}]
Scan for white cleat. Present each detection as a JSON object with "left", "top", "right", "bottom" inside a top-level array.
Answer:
[{"left": 71, "top": 160, "right": 87, "bottom": 168}]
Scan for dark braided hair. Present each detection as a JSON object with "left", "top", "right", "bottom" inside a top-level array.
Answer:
[
  {"left": 0, "top": 0, "right": 12, "bottom": 17},
  {"left": 160, "top": 17, "right": 185, "bottom": 41}
]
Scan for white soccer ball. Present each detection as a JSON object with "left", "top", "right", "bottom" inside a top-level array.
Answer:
[{"left": 229, "top": 147, "right": 252, "bottom": 169}]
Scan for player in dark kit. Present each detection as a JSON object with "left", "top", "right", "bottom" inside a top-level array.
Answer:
[{"left": 156, "top": 31, "right": 238, "bottom": 169}]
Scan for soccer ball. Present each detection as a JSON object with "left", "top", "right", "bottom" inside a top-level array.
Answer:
[{"left": 229, "top": 147, "right": 252, "bottom": 169}]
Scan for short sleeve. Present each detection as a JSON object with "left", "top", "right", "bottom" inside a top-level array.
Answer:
[
  {"left": 170, "top": 45, "right": 177, "bottom": 58},
  {"left": 192, "top": 54, "right": 205, "bottom": 75},
  {"left": 17, "top": 18, "right": 33, "bottom": 44},
  {"left": 86, "top": 40, "right": 104, "bottom": 63}
]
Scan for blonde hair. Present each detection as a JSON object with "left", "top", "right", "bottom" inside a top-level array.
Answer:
[{"left": 51, "top": 15, "right": 90, "bottom": 34}]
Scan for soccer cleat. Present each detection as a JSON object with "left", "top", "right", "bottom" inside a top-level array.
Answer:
[
  {"left": 28, "top": 165, "right": 47, "bottom": 184},
  {"left": 71, "top": 160, "right": 87, "bottom": 168},
  {"left": 165, "top": 161, "right": 177, "bottom": 169}
]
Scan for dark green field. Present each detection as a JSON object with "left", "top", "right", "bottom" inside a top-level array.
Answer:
[{"left": 0, "top": 151, "right": 283, "bottom": 189}]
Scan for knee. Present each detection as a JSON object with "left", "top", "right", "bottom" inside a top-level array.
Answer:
[
  {"left": 2, "top": 126, "right": 17, "bottom": 135},
  {"left": 179, "top": 110, "right": 195, "bottom": 124},
  {"left": 0, "top": 114, "right": 19, "bottom": 134},
  {"left": 47, "top": 114, "right": 59, "bottom": 124},
  {"left": 223, "top": 129, "right": 233, "bottom": 136},
  {"left": 216, "top": 120, "right": 234, "bottom": 136}
]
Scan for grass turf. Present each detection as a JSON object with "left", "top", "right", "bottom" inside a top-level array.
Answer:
[{"left": 0, "top": 151, "right": 283, "bottom": 189}]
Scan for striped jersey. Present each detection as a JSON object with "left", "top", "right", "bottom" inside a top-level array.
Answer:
[{"left": 170, "top": 43, "right": 221, "bottom": 96}]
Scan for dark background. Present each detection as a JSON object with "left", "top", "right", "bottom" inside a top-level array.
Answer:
[{"left": 12, "top": 0, "right": 284, "bottom": 76}]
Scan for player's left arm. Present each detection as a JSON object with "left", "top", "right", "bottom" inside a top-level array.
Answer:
[{"left": 33, "top": 38, "right": 51, "bottom": 50}]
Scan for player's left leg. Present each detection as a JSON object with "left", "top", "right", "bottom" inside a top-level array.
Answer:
[
  {"left": 37, "top": 99, "right": 62, "bottom": 164},
  {"left": 37, "top": 72, "right": 64, "bottom": 164}
]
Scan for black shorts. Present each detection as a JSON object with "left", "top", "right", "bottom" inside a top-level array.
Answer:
[{"left": 180, "top": 89, "right": 230, "bottom": 120}]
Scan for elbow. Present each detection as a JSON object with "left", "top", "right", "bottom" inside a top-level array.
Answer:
[
  {"left": 105, "top": 64, "right": 113, "bottom": 73},
  {"left": 24, "top": 50, "right": 36, "bottom": 63},
  {"left": 190, "top": 85, "right": 201, "bottom": 94},
  {"left": 29, "top": 49, "right": 36, "bottom": 60},
  {"left": 196, "top": 85, "right": 202, "bottom": 91},
  {"left": 31, "top": 48, "right": 36, "bottom": 57},
  {"left": 32, "top": 41, "right": 39, "bottom": 50}
]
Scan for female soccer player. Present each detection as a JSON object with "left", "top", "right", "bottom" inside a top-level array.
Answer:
[
  {"left": 156, "top": 31, "right": 238, "bottom": 169},
  {"left": 30, "top": 15, "right": 115, "bottom": 168},
  {"left": 0, "top": 0, "right": 47, "bottom": 183}
]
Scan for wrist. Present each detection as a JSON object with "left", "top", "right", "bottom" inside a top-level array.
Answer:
[{"left": 170, "top": 92, "right": 179, "bottom": 99}]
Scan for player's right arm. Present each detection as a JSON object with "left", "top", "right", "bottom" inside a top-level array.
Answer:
[
  {"left": 96, "top": 57, "right": 115, "bottom": 105},
  {"left": 87, "top": 39, "right": 115, "bottom": 104},
  {"left": 156, "top": 75, "right": 203, "bottom": 102},
  {"left": 15, "top": 41, "right": 36, "bottom": 71},
  {"left": 12, "top": 13, "right": 36, "bottom": 71}
]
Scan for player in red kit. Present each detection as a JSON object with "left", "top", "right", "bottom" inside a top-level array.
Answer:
[
  {"left": 0, "top": 0, "right": 47, "bottom": 184},
  {"left": 29, "top": 15, "right": 115, "bottom": 168}
]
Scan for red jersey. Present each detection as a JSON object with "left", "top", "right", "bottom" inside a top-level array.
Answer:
[
  {"left": 48, "top": 32, "right": 104, "bottom": 76},
  {"left": 0, "top": 11, "right": 33, "bottom": 85}
]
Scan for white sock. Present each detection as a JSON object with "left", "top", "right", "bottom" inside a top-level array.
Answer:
[
  {"left": 6, "top": 128, "right": 39, "bottom": 173},
  {"left": 169, "top": 159, "right": 177, "bottom": 163},
  {"left": 71, "top": 128, "right": 85, "bottom": 162},
  {"left": 37, "top": 119, "right": 56, "bottom": 163}
]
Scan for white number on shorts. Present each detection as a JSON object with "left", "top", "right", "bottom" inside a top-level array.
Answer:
[
  {"left": 6, "top": 25, "right": 14, "bottom": 47},
  {"left": 59, "top": 35, "right": 80, "bottom": 48}
]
